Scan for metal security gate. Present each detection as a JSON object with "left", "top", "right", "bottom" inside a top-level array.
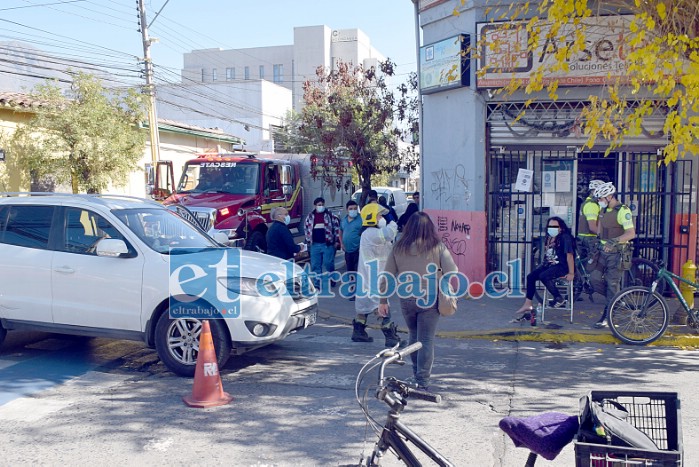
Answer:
[
  {"left": 616, "top": 152, "right": 694, "bottom": 273},
  {"left": 488, "top": 149, "right": 695, "bottom": 287},
  {"left": 488, "top": 148, "right": 578, "bottom": 288}
]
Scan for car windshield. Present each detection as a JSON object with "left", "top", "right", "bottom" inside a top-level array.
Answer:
[
  {"left": 113, "top": 208, "right": 218, "bottom": 254},
  {"left": 176, "top": 161, "right": 260, "bottom": 195}
]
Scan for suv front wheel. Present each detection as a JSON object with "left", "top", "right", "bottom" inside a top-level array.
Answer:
[{"left": 154, "top": 312, "right": 232, "bottom": 377}]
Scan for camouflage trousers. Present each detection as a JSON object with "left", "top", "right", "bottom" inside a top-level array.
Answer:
[{"left": 589, "top": 250, "right": 623, "bottom": 306}]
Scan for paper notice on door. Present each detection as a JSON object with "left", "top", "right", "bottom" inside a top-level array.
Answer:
[
  {"left": 551, "top": 205, "right": 573, "bottom": 225},
  {"left": 542, "top": 171, "right": 555, "bottom": 192},
  {"left": 555, "top": 171, "right": 571, "bottom": 192},
  {"left": 542, "top": 193, "right": 555, "bottom": 207},
  {"left": 514, "top": 168, "right": 534, "bottom": 191}
]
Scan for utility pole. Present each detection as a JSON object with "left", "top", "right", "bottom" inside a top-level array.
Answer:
[{"left": 138, "top": 0, "right": 160, "bottom": 166}]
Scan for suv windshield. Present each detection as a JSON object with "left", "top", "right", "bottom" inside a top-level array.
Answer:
[
  {"left": 113, "top": 208, "right": 217, "bottom": 254},
  {"left": 177, "top": 161, "right": 260, "bottom": 195}
]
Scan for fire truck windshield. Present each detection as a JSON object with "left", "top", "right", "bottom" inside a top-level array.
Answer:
[{"left": 177, "top": 161, "right": 260, "bottom": 195}]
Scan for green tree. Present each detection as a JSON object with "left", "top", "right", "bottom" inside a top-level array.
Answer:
[
  {"left": 10, "top": 72, "right": 146, "bottom": 193},
  {"left": 277, "top": 60, "right": 418, "bottom": 202},
  {"left": 476, "top": 0, "right": 699, "bottom": 163}
]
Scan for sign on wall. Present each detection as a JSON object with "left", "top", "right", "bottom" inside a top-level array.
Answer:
[
  {"left": 476, "top": 15, "right": 633, "bottom": 89},
  {"left": 420, "top": 34, "right": 471, "bottom": 94}
]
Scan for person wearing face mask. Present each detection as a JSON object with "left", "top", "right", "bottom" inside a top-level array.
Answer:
[
  {"left": 266, "top": 206, "right": 302, "bottom": 261},
  {"left": 303, "top": 197, "right": 341, "bottom": 288},
  {"left": 352, "top": 203, "right": 404, "bottom": 347},
  {"left": 590, "top": 182, "right": 636, "bottom": 328},
  {"left": 513, "top": 216, "right": 575, "bottom": 324},
  {"left": 340, "top": 200, "right": 362, "bottom": 301}
]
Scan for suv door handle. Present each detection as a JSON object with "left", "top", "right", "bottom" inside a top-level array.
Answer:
[{"left": 54, "top": 266, "right": 75, "bottom": 274}]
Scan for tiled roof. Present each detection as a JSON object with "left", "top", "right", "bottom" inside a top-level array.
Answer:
[
  {"left": 0, "top": 92, "right": 243, "bottom": 142},
  {"left": 0, "top": 91, "right": 46, "bottom": 109}
]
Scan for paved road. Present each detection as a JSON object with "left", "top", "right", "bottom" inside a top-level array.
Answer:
[{"left": 0, "top": 312, "right": 697, "bottom": 465}]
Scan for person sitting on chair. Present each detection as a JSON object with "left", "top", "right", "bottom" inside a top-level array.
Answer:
[{"left": 513, "top": 216, "right": 575, "bottom": 323}]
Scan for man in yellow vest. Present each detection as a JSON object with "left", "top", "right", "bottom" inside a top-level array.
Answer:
[
  {"left": 590, "top": 182, "right": 636, "bottom": 328},
  {"left": 577, "top": 179, "right": 605, "bottom": 262}
]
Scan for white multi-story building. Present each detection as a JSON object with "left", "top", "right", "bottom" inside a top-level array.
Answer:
[
  {"left": 181, "top": 25, "right": 385, "bottom": 112},
  {"left": 157, "top": 25, "right": 385, "bottom": 153}
]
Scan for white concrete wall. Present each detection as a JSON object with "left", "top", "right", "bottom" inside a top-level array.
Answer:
[
  {"left": 293, "top": 25, "right": 332, "bottom": 112},
  {"left": 155, "top": 80, "right": 292, "bottom": 152},
  {"left": 182, "top": 45, "right": 294, "bottom": 90},
  {"left": 181, "top": 25, "right": 385, "bottom": 113},
  {"left": 419, "top": 2, "right": 486, "bottom": 212}
]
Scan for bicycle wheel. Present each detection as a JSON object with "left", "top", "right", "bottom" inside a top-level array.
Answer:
[
  {"left": 608, "top": 286, "right": 669, "bottom": 345},
  {"left": 624, "top": 258, "right": 666, "bottom": 295}
]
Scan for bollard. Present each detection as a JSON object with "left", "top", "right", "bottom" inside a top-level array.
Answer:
[{"left": 680, "top": 259, "right": 697, "bottom": 310}]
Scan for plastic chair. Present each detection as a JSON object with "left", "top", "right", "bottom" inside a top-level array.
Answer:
[{"left": 541, "top": 278, "right": 574, "bottom": 323}]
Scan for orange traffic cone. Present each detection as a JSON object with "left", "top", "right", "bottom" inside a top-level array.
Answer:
[{"left": 183, "top": 320, "right": 233, "bottom": 408}]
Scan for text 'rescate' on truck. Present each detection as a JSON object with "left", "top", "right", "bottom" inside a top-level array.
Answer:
[{"left": 147, "top": 153, "right": 355, "bottom": 253}]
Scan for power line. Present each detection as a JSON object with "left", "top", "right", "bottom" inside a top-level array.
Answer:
[{"left": 0, "top": 0, "right": 86, "bottom": 11}]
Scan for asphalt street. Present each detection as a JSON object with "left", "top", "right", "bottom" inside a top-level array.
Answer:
[{"left": 0, "top": 307, "right": 698, "bottom": 466}]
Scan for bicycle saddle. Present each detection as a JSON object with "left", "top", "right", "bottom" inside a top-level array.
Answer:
[{"left": 499, "top": 412, "right": 579, "bottom": 461}]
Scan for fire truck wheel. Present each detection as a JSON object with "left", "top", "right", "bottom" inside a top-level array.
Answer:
[{"left": 246, "top": 230, "right": 267, "bottom": 253}]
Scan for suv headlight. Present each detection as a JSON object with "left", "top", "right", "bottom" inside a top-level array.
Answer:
[{"left": 217, "top": 277, "right": 279, "bottom": 297}]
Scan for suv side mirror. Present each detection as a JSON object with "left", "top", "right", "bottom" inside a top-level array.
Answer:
[
  {"left": 95, "top": 238, "right": 129, "bottom": 257},
  {"left": 212, "top": 231, "right": 229, "bottom": 245}
]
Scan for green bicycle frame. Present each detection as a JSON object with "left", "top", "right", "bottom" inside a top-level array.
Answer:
[{"left": 653, "top": 267, "right": 697, "bottom": 314}]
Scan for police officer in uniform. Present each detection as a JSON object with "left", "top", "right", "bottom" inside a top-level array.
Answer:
[
  {"left": 591, "top": 182, "right": 636, "bottom": 327},
  {"left": 577, "top": 179, "right": 605, "bottom": 262}
]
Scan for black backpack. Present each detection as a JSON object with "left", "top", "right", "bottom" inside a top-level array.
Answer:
[{"left": 578, "top": 393, "right": 658, "bottom": 450}]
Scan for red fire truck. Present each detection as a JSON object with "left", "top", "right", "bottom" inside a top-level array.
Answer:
[{"left": 153, "top": 153, "right": 353, "bottom": 252}]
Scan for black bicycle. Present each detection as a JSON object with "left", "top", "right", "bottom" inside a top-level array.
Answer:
[{"left": 354, "top": 342, "right": 454, "bottom": 467}]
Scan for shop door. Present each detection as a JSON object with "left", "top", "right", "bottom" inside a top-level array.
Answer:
[{"left": 488, "top": 149, "right": 577, "bottom": 290}]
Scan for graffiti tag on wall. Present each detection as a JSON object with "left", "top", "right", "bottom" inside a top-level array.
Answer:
[
  {"left": 430, "top": 164, "right": 472, "bottom": 209},
  {"left": 425, "top": 209, "right": 486, "bottom": 282}
]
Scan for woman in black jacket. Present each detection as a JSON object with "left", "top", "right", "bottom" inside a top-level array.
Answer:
[{"left": 513, "top": 216, "right": 576, "bottom": 322}]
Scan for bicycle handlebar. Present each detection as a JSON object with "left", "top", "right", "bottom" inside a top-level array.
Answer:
[
  {"left": 406, "top": 385, "right": 442, "bottom": 404},
  {"left": 380, "top": 341, "right": 422, "bottom": 365}
]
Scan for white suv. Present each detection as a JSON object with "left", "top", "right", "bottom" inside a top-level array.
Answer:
[{"left": 0, "top": 194, "right": 317, "bottom": 376}]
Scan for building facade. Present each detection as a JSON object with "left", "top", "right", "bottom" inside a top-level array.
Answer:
[
  {"left": 180, "top": 25, "right": 385, "bottom": 113},
  {"left": 0, "top": 92, "right": 242, "bottom": 198},
  {"left": 416, "top": 0, "right": 697, "bottom": 285}
]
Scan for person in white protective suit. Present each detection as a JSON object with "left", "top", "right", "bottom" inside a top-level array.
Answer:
[{"left": 352, "top": 202, "right": 405, "bottom": 347}]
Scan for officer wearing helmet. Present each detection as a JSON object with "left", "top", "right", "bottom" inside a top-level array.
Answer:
[
  {"left": 577, "top": 179, "right": 605, "bottom": 261},
  {"left": 590, "top": 182, "right": 636, "bottom": 327}
]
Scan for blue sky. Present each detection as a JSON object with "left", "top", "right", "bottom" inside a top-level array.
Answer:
[{"left": 2, "top": 0, "right": 419, "bottom": 87}]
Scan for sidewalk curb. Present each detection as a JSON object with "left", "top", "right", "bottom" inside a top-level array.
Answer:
[{"left": 318, "top": 310, "right": 699, "bottom": 349}]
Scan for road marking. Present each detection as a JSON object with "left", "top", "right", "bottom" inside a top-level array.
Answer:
[
  {"left": 0, "top": 397, "right": 71, "bottom": 422},
  {"left": 0, "top": 344, "right": 94, "bottom": 407}
]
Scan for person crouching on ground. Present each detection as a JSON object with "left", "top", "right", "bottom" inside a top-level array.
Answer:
[
  {"left": 513, "top": 216, "right": 575, "bottom": 324},
  {"left": 352, "top": 203, "right": 404, "bottom": 347},
  {"left": 380, "top": 212, "right": 457, "bottom": 391}
]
